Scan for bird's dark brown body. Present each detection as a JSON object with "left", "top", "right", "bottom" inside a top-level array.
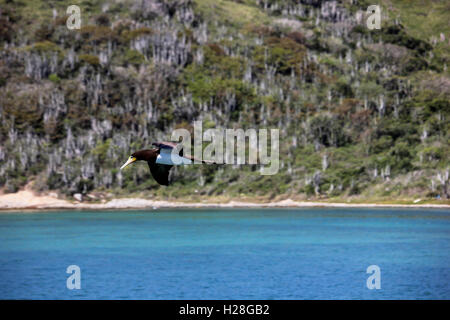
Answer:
[{"left": 130, "top": 149, "right": 171, "bottom": 185}]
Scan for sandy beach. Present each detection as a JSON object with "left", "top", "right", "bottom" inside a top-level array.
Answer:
[{"left": 0, "top": 190, "right": 449, "bottom": 210}]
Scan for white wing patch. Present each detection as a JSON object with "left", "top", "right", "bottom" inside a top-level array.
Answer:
[{"left": 156, "top": 148, "right": 193, "bottom": 165}]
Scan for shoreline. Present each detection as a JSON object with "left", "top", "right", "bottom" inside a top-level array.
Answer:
[{"left": 0, "top": 190, "right": 449, "bottom": 211}]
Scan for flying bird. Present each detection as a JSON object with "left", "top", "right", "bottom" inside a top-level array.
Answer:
[{"left": 120, "top": 142, "right": 211, "bottom": 186}]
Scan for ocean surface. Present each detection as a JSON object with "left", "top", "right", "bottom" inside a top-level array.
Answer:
[{"left": 0, "top": 208, "right": 449, "bottom": 300}]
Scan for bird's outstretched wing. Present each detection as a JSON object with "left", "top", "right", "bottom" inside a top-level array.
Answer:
[
  {"left": 152, "top": 141, "right": 215, "bottom": 164},
  {"left": 148, "top": 163, "right": 172, "bottom": 186},
  {"left": 152, "top": 141, "right": 178, "bottom": 150}
]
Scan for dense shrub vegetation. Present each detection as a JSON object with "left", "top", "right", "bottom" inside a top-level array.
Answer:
[{"left": 0, "top": 0, "right": 448, "bottom": 202}]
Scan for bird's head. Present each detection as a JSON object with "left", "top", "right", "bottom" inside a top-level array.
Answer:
[{"left": 120, "top": 150, "right": 154, "bottom": 170}]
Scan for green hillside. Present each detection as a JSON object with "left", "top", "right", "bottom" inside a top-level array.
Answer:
[{"left": 0, "top": 0, "right": 448, "bottom": 203}]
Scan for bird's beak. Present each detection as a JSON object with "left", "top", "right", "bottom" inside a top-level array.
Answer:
[{"left": 120, "top": 156, "right": 137, "bottom": 170}]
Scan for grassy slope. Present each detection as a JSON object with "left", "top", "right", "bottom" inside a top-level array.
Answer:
[
  {"left": 194, "top": 0, "right": 271, "bottom": 27},
  {"left": 384, "top": 0, "right": 450, "bottom": 67},
  {"left": 384, "top": 0, "right": 450, "bottom": 39}
]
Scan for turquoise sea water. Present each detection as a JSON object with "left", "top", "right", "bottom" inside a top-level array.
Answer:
[{"left": 0, "top": 208, "right": 449, "bottom": 299}]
